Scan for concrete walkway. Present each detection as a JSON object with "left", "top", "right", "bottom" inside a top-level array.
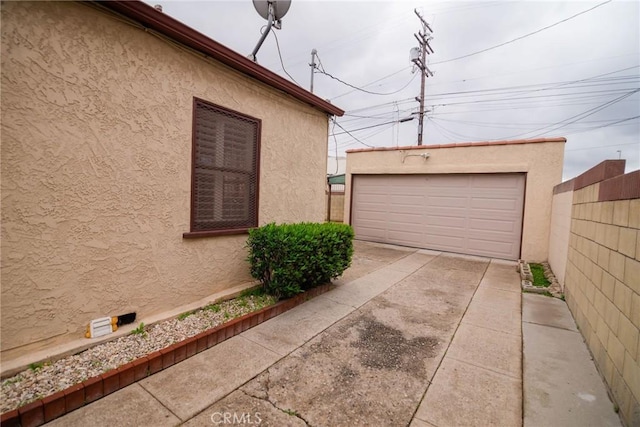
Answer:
[
  {"left": 523, "top": 293, "right": 621, "bottom": 427},
  {"left": 46, "top": 242, "right": 621, "bottom": 426}
]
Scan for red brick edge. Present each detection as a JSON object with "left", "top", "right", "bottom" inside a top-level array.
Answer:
[{"left": 1, "top": 283, "right": 334, "bottom": 427}]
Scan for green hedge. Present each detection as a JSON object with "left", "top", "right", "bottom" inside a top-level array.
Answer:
[{"left": 246, "top": 222, "right": 354, "bottom": 299}]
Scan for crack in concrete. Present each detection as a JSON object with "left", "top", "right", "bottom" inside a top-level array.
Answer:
[{"left": 241, "top": 370, "right": 311, "bottom": 426}]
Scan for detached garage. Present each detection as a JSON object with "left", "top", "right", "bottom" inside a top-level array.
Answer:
[{"left": 345, "top": 138, "right": 566, "bottom": 261}]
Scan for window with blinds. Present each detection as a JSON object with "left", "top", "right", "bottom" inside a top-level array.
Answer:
[{"left": 189, "top": 98, "right": 260, "bottom": 235}]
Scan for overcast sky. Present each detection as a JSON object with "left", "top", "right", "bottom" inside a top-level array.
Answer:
[{"left": 146, "top": 0, "right": 639, "bottom": 180}]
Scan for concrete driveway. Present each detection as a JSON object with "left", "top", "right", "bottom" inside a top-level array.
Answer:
[
  {"left": 49, "top": 241, "right": 522, "bottom": 426},
  {"left": 47, "top": 241, "right": 620, "bottom": 426}
]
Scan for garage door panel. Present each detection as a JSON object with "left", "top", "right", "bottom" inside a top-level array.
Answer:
[
  {"left": 428, "top": 207, "right": 468, "bottom": 218},
  {"left": 468, "top": 211, "right": 520, "bottom": 223},
  {"left": 470, "top": 228, "right": 519, "bottom": 243},
  {"left": 352, "top": 221, "right": 387, "bottom": 234},
  {"left": 390, "top": 186, "right": 425, "bottom": 196},
  {"left": 390, "top": 193, "right": 423, "bottom": 203},
  {"left": 426, "top": 215, "right": 467, "bottom": 228},
  {"left": 425, "top": 225, "right": 467, "bottom": 237},
  {"left": 352, "top": 173, "right": 525, "bottom": 260},
  {"left": 426, "top": 234, "right": 466, "bottom": 249},
  {"left": 358, "top": 194, "right": 389, "bottom": 205},
  {"left": 355, "top": 223, "right": 387, "bottom": 235},
  {"left": 469, "top": 218, "right": 518, "bottom": 233},
  {"left": 470, "top": 197, "right": 520, "bottom": 211},
  {"left": 389, "top": 203, "right": 423, "bottom": 214},
  {"left": 387, "top": 214, "right": 423, "bottom": 226},
  {"left": 427, "top": 196, "right": 469, "bottom": 208},
  {"left": 427, "top": 175, "right": 468, "bottom": 187},
  {"left": 472, "top": 174, "right": 519, "bottom": 185},
  {"left": 388, "top": 230, "right": 423, "bottom": 245},
  {"left": 356, "top": 210, "right": 389, "bottom": 221}
]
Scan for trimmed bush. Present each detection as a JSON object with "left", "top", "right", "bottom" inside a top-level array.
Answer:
[{"left": 246, "top": 222, "right": 354, "bottom": 299}]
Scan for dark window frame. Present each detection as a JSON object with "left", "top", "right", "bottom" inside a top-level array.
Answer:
[{"left": 183, "top": 97, "right": 261, "bottom": 239}]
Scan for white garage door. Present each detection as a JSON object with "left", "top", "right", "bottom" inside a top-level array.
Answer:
[{"left": 351, "top": 174, "right": 525, "bottom": 260}]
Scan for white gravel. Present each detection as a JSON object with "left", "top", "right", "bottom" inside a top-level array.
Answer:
[{"left": 1, "top": 294, "right": 275, "bottom": 413}]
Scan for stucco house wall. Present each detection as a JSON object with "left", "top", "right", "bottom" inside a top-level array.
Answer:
[
  {"left": 548, "top": 189, "right": 574, "bottom": 289},
  {"left": 344, "top": 138, "right": 566, "bottom": 261},
  {"left": 1, "top": 1, "right": 340, "bottom": 363}
]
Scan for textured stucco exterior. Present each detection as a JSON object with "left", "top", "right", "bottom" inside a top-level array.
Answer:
[
  {"left": 1, "top": 2, "right": 330, "bottom": 360},
  {"left": 548, "top": 190, "right": 574, "bottom": 288},
  {"left": 344, "top": 140, "right": 565, "bottom": 261}
]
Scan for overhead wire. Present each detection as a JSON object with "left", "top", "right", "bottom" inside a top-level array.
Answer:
[
  {"left": 333, "top": 118, "right": 414, "bottom": 136},
  {"left": 430, "top": 116, "right": 639, "bottom": 130},
  {"left": 426, "top": 98, "right": 639, "bottom": 115},
  {"left": 432, "top": 0, "right": 613, "bottom": 65},
  {"left": 270, "top": 28, "right": 300, "bottom": 85},
  {"left": 492, "top": 89, "right": 640, "bottom": 140},
  {"left": 316, "top": 68, "right": 419, "bottom": 96},
  {"left": 563, "top": 116, "right": 640, "bottom": 136},
  {"left": 427, "top": 88, "right": 638, "bottom": 108},
  {"left": 342, "top": 70, "right": 638, "bottom": 116},
  {"left": 329, "top": 66, "right": 413, "bottom": 101},
  {"left": 421, "top": 71, "right": 639, "bottom": 100},
  {"left": 345, "top": 98, "right": 415, "bottom": 114},
  {"left": 334, "top": 122, "right": 398, "bottom": 150},
  {"left": 565, "top": 141, "right": 640, "bottom": 151},
  {"left": 333, "top": 121, "right": 374, "bottom": 148},
  {"left": 340, "top": 107, "right": 418, "bottom": 123}
]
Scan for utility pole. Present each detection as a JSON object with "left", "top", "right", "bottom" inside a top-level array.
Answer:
[
  {"left": 310, "top": 49, "right": 317, "bottom": 93},
  {"left": 411, "top": 9, "right": 434, "bottom": 146}
]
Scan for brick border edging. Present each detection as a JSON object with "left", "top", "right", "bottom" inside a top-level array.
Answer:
[{"left": 0, "top": 283, "right": 334, "bottom": 427}]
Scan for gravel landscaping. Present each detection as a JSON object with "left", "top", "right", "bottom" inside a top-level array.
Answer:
[{"left": 1, "top": 293, "right": 276, "bottom": 413}]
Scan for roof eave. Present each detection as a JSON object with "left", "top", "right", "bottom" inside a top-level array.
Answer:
[{"left": 95, "top": 0, "right": 344, "bottom": 117}]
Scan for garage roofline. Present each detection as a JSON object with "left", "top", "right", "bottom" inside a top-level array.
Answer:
[{"left": 345, "top": 137, "right": 566, "bottom": 153}]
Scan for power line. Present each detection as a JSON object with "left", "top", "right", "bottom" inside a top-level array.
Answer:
[
  {"left": 342, "top": 67, "right": 638, "bottom": 115},
  {"left": 431, "top": 116, "right": 639, "bottom": 129},
  {"left": 495, "top": 89, "right": 640, "bottom": 140},
  {"left": 340, "top": 107, "right": 417, "bottom": 123},
  {"left": 329, "top": 66, "right": 413, "bottom": 101},
  {"left": 334, "top": 122, "right": 397, "bottom": 150},
  {"left": 563, "top": 116, "right": 640, "bottom": 137},
  {"left": 427, "top": 98, "right": 639, "bottom": 115},
  {"left": 422, "top": 69, "right": 639, "bottom": 100},
  {"left": 271, "top": 29, "right": 299, "bottom": 85},
  {"left": 432, "top": 0, "right": 612, "bottom": 65},
  {"left": 333, "top": 117, "right": 414, "bottom": 136},
  {"left": 333, "top": 121, "right": 374, "bottom": 148},
  {"left": 427, "top": 88, "right": 638, "bottom": 107},
  {"left": 345, "top": 98, "right": 415, "bottom": 114},
  {"left": 315, "top": 68, "right": 418, "bottom": 96}
]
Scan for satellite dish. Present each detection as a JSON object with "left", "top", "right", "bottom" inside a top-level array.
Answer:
[
  {"left": 253, "top": 0, "right": 291, "bottom": 21},
  {"left": 248, "top": 0, "right": 292, "bottom": 62}
]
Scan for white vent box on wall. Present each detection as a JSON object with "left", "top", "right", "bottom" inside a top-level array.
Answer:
[{"left": 85, "top": 317, "right": 118, "bottom": 338}]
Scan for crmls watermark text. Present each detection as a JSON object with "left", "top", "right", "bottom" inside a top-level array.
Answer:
[{"left": 210, "top": 412, "right": 262, "bottom": 425}]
